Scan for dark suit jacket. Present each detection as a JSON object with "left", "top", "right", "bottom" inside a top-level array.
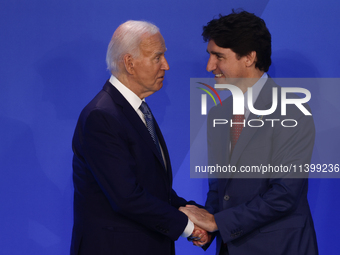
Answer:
[
  {"left": 205, "top": 78, "right": 318, "bottom": 255},
  {"left": 71, "top": 80, "right": 189, "bottom": 255}
]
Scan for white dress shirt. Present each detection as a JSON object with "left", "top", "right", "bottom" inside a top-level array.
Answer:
[{"left": 244, "top": 72, "right": 268, "bottom": 120}]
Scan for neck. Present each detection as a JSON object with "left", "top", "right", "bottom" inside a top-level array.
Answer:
[
  {"left": 237, "top": 69, "right": 264, "bottom": 94},
  {"left": 115, "top": 73, "right": 152, "bottom": 99}
]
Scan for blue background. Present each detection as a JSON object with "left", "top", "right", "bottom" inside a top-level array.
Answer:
[{"left": 1, "top": 0, "right": 339, "bottom": 254}]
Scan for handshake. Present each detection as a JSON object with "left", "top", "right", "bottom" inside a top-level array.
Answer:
[{"left": 179, "top": 205, "right": 218, "bottom": 247}]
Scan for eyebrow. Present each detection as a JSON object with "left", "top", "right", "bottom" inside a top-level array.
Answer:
[
  {"left": 154, "top": 48, "right": 167, "bottom": 55},
  {"left": 207, "top": 50, "right": 225, "bottom": 57}
]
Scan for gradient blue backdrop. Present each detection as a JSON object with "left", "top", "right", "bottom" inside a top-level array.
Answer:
[{"left": 1, "top": 0, "right": 339, "bottom": 254}]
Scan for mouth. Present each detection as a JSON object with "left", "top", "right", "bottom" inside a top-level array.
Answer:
[{"left": 214, "top": 73, "right": 223, "bottom": 78}]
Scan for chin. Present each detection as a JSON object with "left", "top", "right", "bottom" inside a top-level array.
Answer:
[
  {"left": 214, "top": 77, "right": 229, "bottom": 84},
  {"left": 157, "top": 82, "right": 164, "bottom": 90}
]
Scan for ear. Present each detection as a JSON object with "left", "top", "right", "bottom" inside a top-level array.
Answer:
[
  {"left": 123, "top": 54, "right": 134, "bottom": 74},
  {"left": 245, "top": 51, "right": 257, "bottom": 67}
]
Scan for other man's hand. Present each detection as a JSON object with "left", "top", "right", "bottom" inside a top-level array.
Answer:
[
  {"left": 189, "top": 224, "right": 211, "bottom": 247},
  {"left": 180, "top": 205, "right": 218, "bottom": 232}
]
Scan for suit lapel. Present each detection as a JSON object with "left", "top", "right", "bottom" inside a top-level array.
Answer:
[
  {"left": 219, "top": 78, "right": 277, "bottom": 204},
  {"left": 214, "top": 99, "right": 233, "bottom": 193},
  {"left": 102, "top": 81, "right": 169, "bottom": 176},
  {"left": 153, "top": 120, "right": 173, "bottom": 181},
  {"left": 230, "top": 79, "right": 277, "bottom": 166}
]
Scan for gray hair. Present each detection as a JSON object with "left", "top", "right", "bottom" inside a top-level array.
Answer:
[{"left": 106, "top": 20, "right": 159, "bottom": 74}]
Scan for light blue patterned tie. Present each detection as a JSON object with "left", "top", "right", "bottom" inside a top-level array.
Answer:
[{"left": 139, "top": 102, "right": 164, "bottom": 167}]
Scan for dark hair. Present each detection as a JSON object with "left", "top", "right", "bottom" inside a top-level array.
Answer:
[{"left": 202, "top": 10, "right": 272, "bottom": 72}]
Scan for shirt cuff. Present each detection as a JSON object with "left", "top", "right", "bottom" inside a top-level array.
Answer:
[{"left": 181, "top": 218, "right": 194, "bottom": 238}]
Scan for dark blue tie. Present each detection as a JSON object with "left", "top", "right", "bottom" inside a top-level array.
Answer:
[{"left": 139, "top": 102, "right": 165, "bottom": 167}]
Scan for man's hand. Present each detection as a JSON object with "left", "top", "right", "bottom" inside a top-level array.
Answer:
[
  {"left": 180, "top": 205, "right": 218, "bottom": 232},
  {"left": 188, "top": 224, "right": 211, "bottom": 247}
]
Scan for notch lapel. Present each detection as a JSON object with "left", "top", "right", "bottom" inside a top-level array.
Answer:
[
  {"left": 212, "top": 99, "right": 233, "bottom": 193},
  {"left": 230, "top": 79, "right": 277, "bottom": 166},
  {"left": 102, "top": 82, "right": 168, "bottom": 176}
]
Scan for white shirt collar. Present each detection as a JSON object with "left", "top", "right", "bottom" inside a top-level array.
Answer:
[
  {"left": 244, "top": 72, "right": 268, "bottom": 119},
  {"left": 109, "top": 75, "right": 144, "bottom": 110}
]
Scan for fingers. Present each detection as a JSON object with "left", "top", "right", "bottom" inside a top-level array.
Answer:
[
  {"left": 178, "top": 206, "right": 186, "bottom": 213},
  {"left": 185, "top": 204, "right": 198, "bottom": 208},
  {"left": 190, "top": 224, "right": 210, "bottom": 246},
  {"left": 180, "top": 206, "right": 218, "bottom": 232},
  {"left": 180, "top": 205, "right": 215, "bottom": 247},
  {"left": 192, "top": 231, "right": 211, "bottom": 247},
  {"left": 189, "top": 225, "right": 204, "bottom": 241},
  {"left": 179, "top": 207, "right": 194, "bottom": 218},
  {"left": 192, "top": 227, "right": 204, "bottom": 240},
  {"left": 180, "top": 207, "right": 204, "bottom": 228}
]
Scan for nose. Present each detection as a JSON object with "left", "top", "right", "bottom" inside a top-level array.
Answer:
[
  {"left": 206, "top": 55, "right": 216, "bottom": 73},
  {"left": 162, "top": 56, "right": 170, "bottom": 70}
]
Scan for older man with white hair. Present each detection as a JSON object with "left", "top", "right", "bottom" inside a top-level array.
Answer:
[{"left": 70, "top": 20, "right": 208, "bottom": 255}]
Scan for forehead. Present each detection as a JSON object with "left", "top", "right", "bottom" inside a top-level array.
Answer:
[
  {"left": 207, "top": 40, "right": 226, "bottom": 52},
  {"left": 207, "top": 40, "right": 238, "bottom": 57},
  {"left": 140, "top": 32, "right": 166, "bottom": 55}
]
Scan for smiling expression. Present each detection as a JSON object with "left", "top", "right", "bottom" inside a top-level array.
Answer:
[{"left": 206, "top": 40, "right": 249, "bottom": 81}]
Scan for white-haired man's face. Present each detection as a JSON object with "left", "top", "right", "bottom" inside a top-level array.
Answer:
[{"left": 129, "top": 32, "right": 170, "bottom": 99}]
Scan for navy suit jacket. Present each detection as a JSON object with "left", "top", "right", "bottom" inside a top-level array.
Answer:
[
  {"left": 205, "top": 78, "right": 318, "bottom": 255},
  {"left": 71, "top": 80, "right": 189, "bottom": 255}
]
